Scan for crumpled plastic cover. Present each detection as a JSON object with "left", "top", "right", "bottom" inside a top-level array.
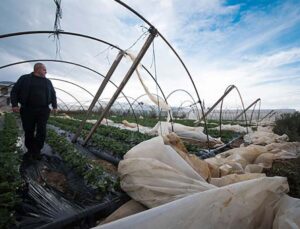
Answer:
[{"left": 97, "top": 177, "right": 300, "bottom": 229}]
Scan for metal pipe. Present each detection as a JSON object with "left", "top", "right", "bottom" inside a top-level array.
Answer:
[
  {"left": 55, "top": 87, "right": 85, "bottom": 111},
  {"left": 38, "top": 195, "right": 129, "bottom": 229},
  {"left": 195, "top": 85, "right": 235, "bottom": 124},
  {"left": 249, "top": 99, "right": 261, "bottom": 125},
  {"left": 113, "top": 0, "right": 209, "bottom": 146},
  {"left": 83, "top": 27, "right": 158, "bottom": 145},
  {"left": 219, "top": 85, "right": 249, "bottom": 137},
  {"left": 166, "top": 89, "right": 201, "bottom": 121},
  {"left": 72, "top": 51, "right": 124, "bottom": 142},
  {"left": 56, "top": 97, "right": 70, "bottom": 111},
  {"left": 233, "top": 98, "right": 261, "bottom": 121},
  {"left": 259, "top": 109, "right": 274, "bottom": 122}
]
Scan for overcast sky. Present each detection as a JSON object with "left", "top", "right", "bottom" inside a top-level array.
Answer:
[{"left": 0, "top": 0, "right": 299, "bottom": 111}]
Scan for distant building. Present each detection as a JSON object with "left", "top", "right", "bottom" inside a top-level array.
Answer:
[{"left": 0, "top": 81, "right": 14, "bottom": 109}]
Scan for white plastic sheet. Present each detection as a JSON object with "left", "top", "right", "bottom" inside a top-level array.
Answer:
[
  {"left": 98, "top": 177, "right": 300, "bottom": 229},
  {"left": 147, "top": 121, "right": 222, "bottom": 147},
  {"left": 211, "top": 124, "right": 250, "bottom": 133},
  {"left": 244, "top": 131, "right": 289, "bottom": 145}
]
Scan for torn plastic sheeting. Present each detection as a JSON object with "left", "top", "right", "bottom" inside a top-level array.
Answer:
[
  {"left": 205, "top": 142, "right": 300, "bottom": 175},
  {"left": 146, "top": 121, "right": 222, "bottom": 147},
  {"left": 124, "top": 136, "right": 206, "bottom": 181},
  {"left": 97, "top": 177, "right": 300, "bottom": 229},
  {"left": 119, "top": 136, "right": 215, "bottom": 208},
  {"left": 21, "top": 156, "right": 99, "bottom": 204},
  {"left": 38, "top": 194, "right": 130, "bottom": 229},
  {"left": 210, "top": 124, "right": 250, "bottom": 133},
  {"left": 19, "top": 160, "right": 128, "bottom": 228},
  {"left": 147, "top": 121, "right": 204, "bottom": 135},
  {"left": 18, "top": 179, "right": 84, "bottom": 228},
  {"left": 127, "top": 53, "right": 171, "bottom": 113},
  {"left": 244, "top": 131, "right": 289, "bottom": 145}
]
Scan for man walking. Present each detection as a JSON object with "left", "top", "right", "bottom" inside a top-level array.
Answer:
[{"left": 11, "top": 63, "right": 57, "bottom": 160}]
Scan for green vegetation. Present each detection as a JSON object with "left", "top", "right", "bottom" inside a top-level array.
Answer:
[
  {"left": 47, "top": 129, "right": 119, "bottom": 195},
  {"left": 0, "top": 113, "right": 22, "bottom": 228},
  {"left": 205, "top": 129, "right": 238, "bottom": 143},
  {"left": 273, "top": 112, "right": 300, "bottom": 141},
  {"left": 265, "top": 157, "right": 300, "bottom": 198},
  {"left": 48, "top": 117, "right": 152, "bottom": 157},
  {"left": 66, "top": 112, "right": 226, "bottom": 128}
]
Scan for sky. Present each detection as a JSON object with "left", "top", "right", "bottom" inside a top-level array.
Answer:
[{"left": 0, "top": 0, "right": 300, "bottom": 111}]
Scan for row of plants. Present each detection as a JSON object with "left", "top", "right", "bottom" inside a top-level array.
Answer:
[
  {"left": 50, "top": 115, "right": 240, "bottom": 156},
  {"left": 46, "top": 129, "right": 119, "bottom": 196},
  {"left": 68, "top": 112, "right": 232, "bottom": 129},
  {"left": 48, "top": 118, "right": 150, "bottom": 157},
  {"left": 0, "top": 113, "right": 22, "bottom": 228},
  {"left": 51, "top": 117, "right": 151, "bottom": 145}
]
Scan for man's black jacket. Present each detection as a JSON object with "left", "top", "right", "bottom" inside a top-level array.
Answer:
[{"left": 10, "top": 73, "right": 57, "bottom": 109}]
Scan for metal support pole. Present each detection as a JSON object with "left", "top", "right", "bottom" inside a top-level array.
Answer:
[
  {"left": 259, "top": 109, "right": 274, "bottom": 122},
  {"left": 72, "top": 51, "right": 124, "bottom": 142},
  {"left": 195, "top": 85, "right": 235, "bottom": 124},
  {"left": 233, "top": 98, "right": 261, "bottom": 121},
  {"left": 83, "top": 27, "right": 158, "bottom": 145}
]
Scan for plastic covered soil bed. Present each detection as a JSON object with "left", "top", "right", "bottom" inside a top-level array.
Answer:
[{"left": 0, "top": 112, "right": 128, "bottom": 229}]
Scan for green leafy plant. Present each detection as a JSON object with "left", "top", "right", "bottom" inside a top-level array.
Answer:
[
  {"left": 273, "top": 112, "right": 300, "bottom": 141},
  {"left": 0, "top": 113, "right": 22, "bottom": 228},
  {"left": 46, "top": 129, "right": 119, "bottom": 195}
]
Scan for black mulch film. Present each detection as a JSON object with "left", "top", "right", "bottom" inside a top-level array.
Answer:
[{"left": 15, "top": 142, "right": 127, "bottom": 229}]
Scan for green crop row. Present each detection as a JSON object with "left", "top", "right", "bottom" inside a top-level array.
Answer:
[
  {"left": 46, "top": 129, "right": 119, "bottom": 196},
  {"left": 0, "top": 113, "right": 22, "bottom": 228},
  {"left": 48, "top": 117, "right": 152, "bottom": 157}
]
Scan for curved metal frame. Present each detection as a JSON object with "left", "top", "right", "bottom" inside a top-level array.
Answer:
[
  {"left": 0, "top": 31, "right": 175, "bottom": 130},
  {"left": 131, "top": 93, "right": 169, "bottom": 118},
  {"left": 176, "top": 100, "right": 197, "bottom": 119},
  {"left": 56, "top": 96, "right": 70, "bottom": 111},
  {"left": 219, "top": 85, "right": 249, "bottom": 136},
  {"left": 166, "top": 89, "right": 201, "bottom": 120},
  {"left": 54, "top": 87, "right": 85, "bottom": 111},
  {"left": 0, "top": 59, "right": 142, "bottom": 128},
  {"left": 0, "top": 33, "right": 169, "bottom": 108},
  {"left": 113, "top": 0, "right": 210, "bottom": 146},
  {"left": 99, "top": 97, "right": 127, "bottom": 114},
  {"left": 249, "top": 99, "right": 261, "bottom": 126},
  {"left": 115, "top": 95, "right": 145, "bottom": 116}
]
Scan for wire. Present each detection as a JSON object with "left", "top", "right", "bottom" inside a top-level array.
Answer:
[
  {"left": 125, "top": 27, "right": 148, "bottom": 52},
  {"left": 151, "top": 40, "right": 163, "bottom": 136}
]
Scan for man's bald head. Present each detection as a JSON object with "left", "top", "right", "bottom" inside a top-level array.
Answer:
[{"left": 33, "top": 63, "right": 47, "bottom": 77}]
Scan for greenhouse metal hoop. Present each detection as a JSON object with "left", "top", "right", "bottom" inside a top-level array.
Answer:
[
  {"left": 0, "top": 59, "right": 142, "bottom": 130},
  {"left": 166, "top": 89, "right": 201, "bottom": 120},
  {"left": 219, "top": 85, "right": 249, "bottom": 136},
  {"left": 114, "top": 0, "right": 210, "bottom": 142},
  {"left": 54, "top": 87, "right": 85, "bottom": 111}
]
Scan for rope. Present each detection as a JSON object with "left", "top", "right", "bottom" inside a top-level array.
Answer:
[
  {"left": 151, "top": 40, "right": 163, "bottom": 136},
  {"left": 51, "top": 0, "right": 63, "bottom": 59}
]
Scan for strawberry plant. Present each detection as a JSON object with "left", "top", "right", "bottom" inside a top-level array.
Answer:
[
  {"left": 46, "top": 129, "right": 119, "bottom": 195},
  {"left": 0, "top": 113, "right": 22, "bottom": 228}
]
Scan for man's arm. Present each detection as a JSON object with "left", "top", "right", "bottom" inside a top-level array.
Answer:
[
  {"left": 49, "top": 80, "right": 57, "bottom": 112},
  {"left": 10, "top": 78, "right": 22, "bottom": 112}
]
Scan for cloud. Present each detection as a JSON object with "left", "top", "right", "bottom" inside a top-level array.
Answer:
[{"left": 0, "top": 0, "right": 300, "bottom": 111}]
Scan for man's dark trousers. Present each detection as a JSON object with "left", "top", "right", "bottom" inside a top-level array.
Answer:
[{"left": 20, "top": 107, "right": 50, "bottom": 156}]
